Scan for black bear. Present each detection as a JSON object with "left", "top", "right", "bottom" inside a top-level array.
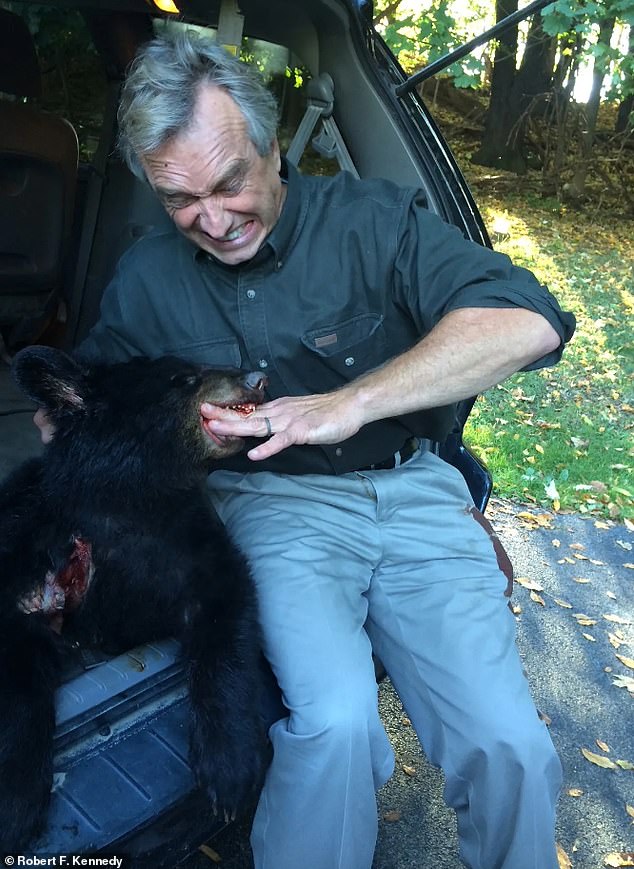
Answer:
[{"left": 0, "top": 346, "right": 269, "bottom": 852}]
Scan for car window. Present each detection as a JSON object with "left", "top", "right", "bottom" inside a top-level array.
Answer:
[
  {"left": 3, "top": 3, "right": 108, "bottom": 162},
  {"left": 152, "top": 18, "right": 338, "bottom": 177}
]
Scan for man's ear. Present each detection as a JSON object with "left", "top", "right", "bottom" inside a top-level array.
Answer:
[{"left": 11, "top": 346, "right": 88, "bottom": 411}]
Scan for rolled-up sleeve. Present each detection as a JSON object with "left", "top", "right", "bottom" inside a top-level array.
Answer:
[{"left": 393, "top": 193, "right": 576, "bottom": 370}]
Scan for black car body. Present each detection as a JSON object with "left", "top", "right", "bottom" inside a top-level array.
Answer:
[{"left": 0, "top": 0, "right": 493, "bottom": 861}]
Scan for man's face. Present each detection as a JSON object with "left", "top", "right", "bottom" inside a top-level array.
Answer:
[{"left": 142, "top": 84, "right": 285, "bottom": 266}]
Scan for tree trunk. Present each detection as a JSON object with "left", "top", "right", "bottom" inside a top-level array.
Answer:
[
  {"left": 615, "top": 27, "right": 633, "bottom": 134},
  {"left": 472, "top": 0, "right": 528, "bottom": 172},
  {"left": 568, "top": 16, "right": 616, "bottom": 200},
  {"left": 515, "top": 13, "right": 556, "bottom": 104}
]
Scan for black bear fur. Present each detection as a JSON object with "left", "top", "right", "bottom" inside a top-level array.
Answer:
[{"left": 0, "top": 347, "right": 269, "bottom": 852}]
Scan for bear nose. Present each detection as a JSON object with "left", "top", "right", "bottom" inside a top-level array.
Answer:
[{"left": 243, "top": 371, "right": 268, "bottom": 392}]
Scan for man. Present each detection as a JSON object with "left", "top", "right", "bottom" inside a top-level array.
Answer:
[{"left": 41, "top": 29, "right": 575, "bottom": 869}]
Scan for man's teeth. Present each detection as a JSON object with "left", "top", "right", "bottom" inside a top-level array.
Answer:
[{"left": 223, "top": 227, "right": 244, "bottom": 242}]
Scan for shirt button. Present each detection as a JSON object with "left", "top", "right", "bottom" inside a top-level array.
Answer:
[
  {"left": 259, "top": 359, "right": 269, "bottom": 369},
  {"left": 246, "top": 289, "right": 256, "bottom": 299},
  {"left": 335, "top": 447, "right": 343, "bottom": 457},
  {"left": 344, "top": 356, "right": 355, "bottom": 367}
]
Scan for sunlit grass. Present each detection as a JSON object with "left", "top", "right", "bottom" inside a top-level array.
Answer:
[{"left": 464, "top": 194, "right": 633, "bottom": 520}]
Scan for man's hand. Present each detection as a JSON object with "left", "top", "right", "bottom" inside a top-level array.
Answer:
[
  {"left": 201, "top": 390, "right": 363, "bottom": 461},
  {"left": 34, "top": 408, "right": 55, "bottom": 444}
]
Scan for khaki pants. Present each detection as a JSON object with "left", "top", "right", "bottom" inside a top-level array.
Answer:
[{"left": 208, "top": 450, "right": 562, "bottom": 869}]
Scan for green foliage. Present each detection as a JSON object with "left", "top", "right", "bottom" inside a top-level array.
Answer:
[{"left": 378, "top": 0, "right": 486, "bottom": 88}]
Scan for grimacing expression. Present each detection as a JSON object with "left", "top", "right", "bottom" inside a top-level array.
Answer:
[{"left": 142, "top": 84, "right": 286, "bottom": 266}]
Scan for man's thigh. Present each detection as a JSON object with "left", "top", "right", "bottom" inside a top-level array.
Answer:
[
  {"left": 207, "top": 469, "right": 384, "bottom": 727},
  {"left": 362, "top": 452, "right": 544, "bottom": 764}
]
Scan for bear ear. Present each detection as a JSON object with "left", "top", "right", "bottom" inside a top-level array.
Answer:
[{"left": 11, "top": 346, "right": 89, "bottom": 411}]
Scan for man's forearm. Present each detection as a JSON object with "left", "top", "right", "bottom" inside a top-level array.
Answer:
[{"left": 347, "top": 306, "right": 561, "bottom": 427}]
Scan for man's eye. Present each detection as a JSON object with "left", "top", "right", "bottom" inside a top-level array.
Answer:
[{"left": 164, "top": 195, "right": 196, "bottom": 210}]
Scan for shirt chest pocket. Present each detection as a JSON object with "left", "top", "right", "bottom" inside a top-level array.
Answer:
[
  {"left": 301, "top": 314, "right": 386, "bottom": 377},
  {"left": 163, "top": 337, "right": 241, "bottom": 369}
]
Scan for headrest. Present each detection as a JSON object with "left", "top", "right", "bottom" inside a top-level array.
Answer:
[{"left": 0, "top": 9, "right": 41, "bottom": 98}]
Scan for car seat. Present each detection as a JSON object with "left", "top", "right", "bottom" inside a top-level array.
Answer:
[{"left": 0, "top": 8, "right": 79, "bottom": 358}]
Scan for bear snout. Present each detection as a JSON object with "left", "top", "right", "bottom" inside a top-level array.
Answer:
[{"left": 242, "top": 371, "right": 268, "bottom": 393}]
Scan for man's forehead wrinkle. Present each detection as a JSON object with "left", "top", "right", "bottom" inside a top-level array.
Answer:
[{"left": 145, "top": 122, "right": 252, "bottom": 198}]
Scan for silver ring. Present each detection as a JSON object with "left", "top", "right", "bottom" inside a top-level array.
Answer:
[{"left": 264, "top": 416, "right": 272, "bottom": 436}]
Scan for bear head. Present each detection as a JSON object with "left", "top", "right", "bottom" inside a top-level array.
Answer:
[{"left": 12, "top": 346, "right": 267, "bottom": 489}]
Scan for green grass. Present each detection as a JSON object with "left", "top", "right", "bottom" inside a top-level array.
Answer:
[{"left": 462, "top": 192, "right": 633, "bottom": 521}]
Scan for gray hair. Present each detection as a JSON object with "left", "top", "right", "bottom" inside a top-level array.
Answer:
[{"left": 117, "top": 29, "right": 279, "bottom": 179}]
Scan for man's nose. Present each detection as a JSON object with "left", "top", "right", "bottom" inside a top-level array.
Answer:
[{"left": 196, "top": 195, "right": 232, "bottom": 238}]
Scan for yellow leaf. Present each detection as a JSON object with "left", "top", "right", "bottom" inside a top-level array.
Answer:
[
  {"left": 535, "top": 444, "right": 545, "bottom": 454},
  {"left": 612, "top": 674, "right": 634, "bottom": 691},
  {"left": 511, "top": 603, "right": 522, "bottom": 615},
  {"left": 573, "top": 577, "right": 591, "bottom": 583},
  {"left": 596, "top": 739, "right": 610, "bottom": 753},
  {"left": 516, "top": 576, "right": 544, "bottom": 591},
  {"left": 199, "top": 843, "right": 222, "bottom": 863},
  {"left": 595, "top": 520, "right": 611, "bottom": 529},
  {"left": 567, "top": 788, "right": 584, "bottom": 797},
  {"left": 616, "top": 655, "right": 634, "bottom": 670},
  {"left": 530, "top": 591, "right": 546, "bottom": 606},
  {"left": 402, "top": 764, "right": 416, "bottom": 776},
  {"left": 557, "top": 842, "right": 573, "bottom": 869},
  {"left": 576, "top": 617, "right": 597, "bottom": 626},
  {"left": 554, "top": 599, "right": 573, "bottom": 609},
  {"left": 624, "top": 563, "right": 634, "bottom": 570},
  {"left": 626, "top": 804, "right": 634, "bottom": 819},
  {"left": 581, "top": 747, "right": 618, "bottom": 769},
  {"left": 616, "top": 760, "right": 634, "bottom": 770},
  {"left": 583, "top": 633, "right": 596, "bottom": 642},
  {"left": 609, "top": 632, "right": 624, "bottom": 649},
  {"left": 604, "top": 853, "right": 634, "bottom": 867},
  {"left": 604, "top": 614, "right": 632, "bottom": 625},
  {"left": 570, "top": 543, "right": 586, "bottom": 550}
]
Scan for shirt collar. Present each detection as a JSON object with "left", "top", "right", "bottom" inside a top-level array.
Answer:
[{"left": 193, "top": 156, "right": 302, "bottom": 271}]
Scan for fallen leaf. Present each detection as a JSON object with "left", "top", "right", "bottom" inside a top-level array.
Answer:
[
  {"left": 595, "top": 520, "right": 611, "bottom": 529},
  {"left": 573, "top": 577, "right": 591, "bottom": 583},
  {"left": 583, "top": 633, "right": 596, "bottom": 642},
  {"left": 604, "top": 614, "right": 632, "bottom": 625},
  {"left": 516, "top": 576, "right": 544, "bottom": 591},
  {"left": 554, "top": 599, "right": 573, "bottom": 608},
  {"left": 530, "top": 591, "right": 546, "bottom": 606},
  {"left": 199, "top": 843, "right": 222, "bottom": 863},
  {"left": 616, "top": 540, "right": 633, "bottom": 551},
  {"left": 596, "top": 739, "right": 610, "bottom": 753},
  {"left": 581, "top": 747, "right": 618, "bottom": 769},
  {"left": 552, "top": 538, "right": 561, "bottom": 548},
  {"left": 567, "top": 788, "right": 584, "bottom": 797},
  {"left": 613, "top": 674, "right": 634, "bottom": 691},
  {"left": 615, "top": 760, "right": 634, "bottom": 770},
  {"left": 570, "top": 543, "right": 586, "bottom": 550},
  {"left": 604, "top": 853, "right": 634, "bottom": 867},
  {"left": 383, "top": 810, "right": 401, "bottom": 823},
  {"left": 624, "top": 563, "right": 634, "bottom": 570},
  {"left": 557, "top": 842, "right": 573, "bottom": 869},
  {"left": 609, "top": 632, "right": 624, "bottom": 649},
  {"left": 616, "top": 655, "right": 634, "bottom": 670},
  {"left": 511, "top": 603, "right": 522, "bottom": 615},
  {"left": 402, "top": 764, "right": 416, "bottom": 776},
  {"left": 626, "top": 804, "right": 634, "bottom": 819},
  {"left": 607, "top": 591, "right": 618, "bottom": 600}
]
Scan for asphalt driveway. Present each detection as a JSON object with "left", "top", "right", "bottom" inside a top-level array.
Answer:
[{"left": 189, "top": 499, "right": 634, "bottom": 869}]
